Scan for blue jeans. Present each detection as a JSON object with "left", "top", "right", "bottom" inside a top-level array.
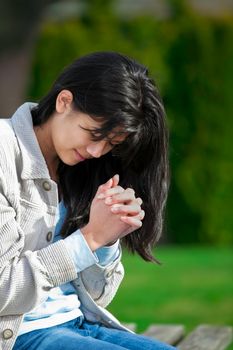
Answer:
[{"left": 13, "top": 317, "right": 177, "bottom": 350}]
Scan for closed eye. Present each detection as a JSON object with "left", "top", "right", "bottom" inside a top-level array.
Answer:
[{"left": 108, "top": 141, "right": 119, "bottom": 147}]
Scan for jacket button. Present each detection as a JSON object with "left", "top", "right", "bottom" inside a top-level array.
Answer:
[
  {"left": 3, "top": 329, "right": 13, "bottom": 339},
  {"left": 42, "top": 181, "right": 51, "bottom": 191},
  {"left": 46, "top": 231, "right": 53, "bottom": 242},
  {"left": 106, "top": 270, "right": 113, "bottom": 278}
]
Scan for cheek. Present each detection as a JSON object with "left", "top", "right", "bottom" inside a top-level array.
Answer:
[
  {"left": 104, "top": 144, "right": 114, "bottom": 154},
  {"left": 52, "top": 124, "right": 72, "bottom": 151}
]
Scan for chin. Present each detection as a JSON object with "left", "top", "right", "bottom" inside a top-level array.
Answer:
[
  {"left": 66, "top": 160, "right": 81, "bottom": 166},
  {"left": 59, "top": 157, "right": 80, "bottom": 166}
]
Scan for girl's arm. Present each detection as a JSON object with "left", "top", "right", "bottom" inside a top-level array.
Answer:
[
  {"left": 76, "top": 175, "right": 144, "bottom": 307},
  {"left": 0, "top": 190, "right": 77, "bottom": 316}
]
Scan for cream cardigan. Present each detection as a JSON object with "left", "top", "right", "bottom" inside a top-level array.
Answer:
[{"left": 0, "top": 103, "right": 127, "bottom": 350}]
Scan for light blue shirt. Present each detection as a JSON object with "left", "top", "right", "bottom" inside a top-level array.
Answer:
[{"left": 19, "top": 202, "right": 119, "bottom": 335}]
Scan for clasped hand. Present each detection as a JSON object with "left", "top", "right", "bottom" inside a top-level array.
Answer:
[{"left": 81, "top": 174, "right": 144, "bottom": 251}]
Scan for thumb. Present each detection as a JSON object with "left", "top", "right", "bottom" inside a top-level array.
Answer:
[
  {"left": 112, "top": 174, "right": 120, "bottom": 187},
  {"left": 96, "top": 177, "right": 113, "bottom": 197}
]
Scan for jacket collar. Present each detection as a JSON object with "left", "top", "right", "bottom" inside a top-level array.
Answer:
[{"left": 11, "top": 102, "right": 50, "bottom": 180}]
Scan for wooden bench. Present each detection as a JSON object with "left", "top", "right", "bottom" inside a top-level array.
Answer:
[{"left": 123, "top": 323, "right": 233, "bottom": 349}]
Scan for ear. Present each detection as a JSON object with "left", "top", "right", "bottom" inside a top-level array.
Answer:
[{"left": 55, "top": 90, "right": 73, "bottom": 114}]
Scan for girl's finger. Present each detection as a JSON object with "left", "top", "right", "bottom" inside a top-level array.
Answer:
[
  {"left": 131, "top": 210, "right": 145, "bottom": 221},
  {"left": 96, "top": 178, "right": 113, "bottom": 196},
  {"left": 96, "top": 175, "right": 120, "bottom": 198},
  {"left": 105, "top": 191, "right": 136, "bottom": 205},
  {"left": 110, "top": 204, "right": 141, "bottom": 215},
  {"left": 136, "top": 197, "right": 143, "bottom": 206},
  {"left": 97, "top": 186, "right": 124, "bottom": 199},
  {"left": 120, "top": 216, "right": 143, "bottom": 228},
  {"left": 112, "top": 174, "right": 120, "bottom": 187}
]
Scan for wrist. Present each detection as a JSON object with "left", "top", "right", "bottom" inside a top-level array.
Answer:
[{"left": 80, "top": 225, "right": 101, "bottom": 251}]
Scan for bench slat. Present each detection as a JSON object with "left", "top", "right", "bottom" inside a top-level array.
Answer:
[
  {"left": 177, "top": 325, "right": 233, "bottom": 350},
  {"left": 121, "top": 323, "right": 137, "bottom": 332},
  {"left": 142, "top": 324, "right": 185, "bottom": 345}
]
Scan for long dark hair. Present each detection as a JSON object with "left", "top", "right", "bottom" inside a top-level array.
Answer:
[{"left": 32, "top": 51, "right": 169, "bottom": 262}]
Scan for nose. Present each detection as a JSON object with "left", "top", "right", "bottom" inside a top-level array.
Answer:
[{"left": 86, "top": 140, "right": 109, "bottom": 158}]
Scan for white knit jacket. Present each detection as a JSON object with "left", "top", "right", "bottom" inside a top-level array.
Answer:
[{"left": 0, "top": 103, "right": 127, "bottom": 350}]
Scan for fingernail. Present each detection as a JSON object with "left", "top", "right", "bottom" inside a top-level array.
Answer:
[{"left": 97, "top": 193, "right": 105, "bottom": 199}]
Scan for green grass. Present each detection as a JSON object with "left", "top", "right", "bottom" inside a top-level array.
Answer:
[{"left": 108, "top": 245, "right": 233, "bottom": 348}]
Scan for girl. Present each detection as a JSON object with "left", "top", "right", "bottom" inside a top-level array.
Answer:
[{"left": 0, "top": 52, "right": 175, "bottom": 350}]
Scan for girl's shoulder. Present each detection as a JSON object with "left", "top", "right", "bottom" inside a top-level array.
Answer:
[
  {"left": 0, "top": 117, "right": 14, "bottom": 135},
  {"left": 0, "top": 118, "right": 17, "bottom": 146},
  {"left": 0, "top": 118, "right": 21, "bottom": 176}
]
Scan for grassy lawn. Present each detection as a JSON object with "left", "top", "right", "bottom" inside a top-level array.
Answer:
[{"left": 108, "top": 245, "right": 233, "bottom": 348}]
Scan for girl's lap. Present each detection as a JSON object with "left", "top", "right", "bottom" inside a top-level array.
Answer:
[{"left": 13, "top": 319, "right": 176, "bottom": 350}]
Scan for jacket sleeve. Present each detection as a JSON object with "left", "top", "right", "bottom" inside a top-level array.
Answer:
[
  {"left": 78, "top": 246, "right": 124, "bottom": 308},
  {"left": 57, "top": 202, "right": 125, "bottom": 308},
  {"left": 0, "top": 169, "right": 77, "bottom": 316}
]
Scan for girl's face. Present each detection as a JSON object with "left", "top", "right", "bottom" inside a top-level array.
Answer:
[
  {"left": 47, "top": 90, "right": 127, "bottom": 166},
  {"left": 50, "top": 110, "right": 126, "bottom": 165}
]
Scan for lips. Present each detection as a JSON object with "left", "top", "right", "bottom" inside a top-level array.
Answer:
[{"left": 74, "top": 149, "right": 86, "bottom": 162}]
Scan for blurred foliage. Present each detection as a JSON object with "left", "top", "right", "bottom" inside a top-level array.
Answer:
[
  {"left": 109, "top": 246, "right": 233, "bottom": 333},
  {"left": 28, "top": 0, "right": 233, "bottom": 245}
]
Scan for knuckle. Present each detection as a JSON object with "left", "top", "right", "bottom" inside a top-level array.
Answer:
[
  {"left": 117, "top": 186, "right": 124, "bottom": 193},
  {"left": 126, "top": 188, "right": 135, "bottom": 195},
  {"left": 135, "top": 220, "right": 142, "bottom": 228},
  {"left": 140, "top": 211, "right": 145, "bottom": 220},
  {"left": 132, "top": 203, "right": 140, "bottom": 211}
]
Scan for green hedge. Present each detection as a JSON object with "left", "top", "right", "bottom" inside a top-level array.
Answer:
[{"left": 28, "top": 0, "right": 233, "bottom": 245}]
